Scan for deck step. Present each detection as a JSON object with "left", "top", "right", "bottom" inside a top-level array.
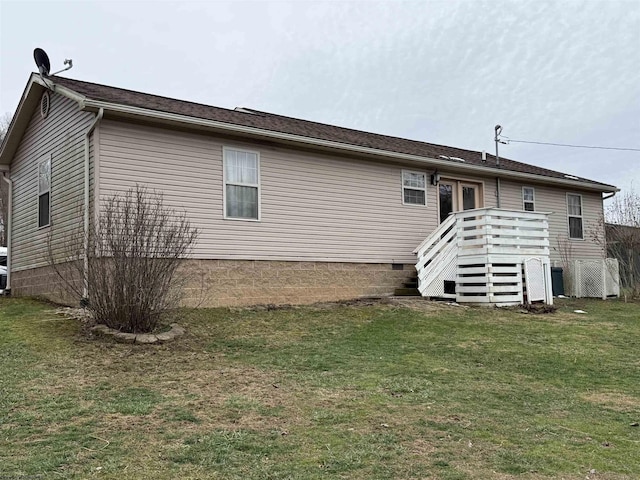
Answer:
[{"left": 403, "top": 278, "right": 419, "bottom": 288}]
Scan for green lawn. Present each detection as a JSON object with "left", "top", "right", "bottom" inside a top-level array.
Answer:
[{"left": 1, "top": 297, "right": 638, "bottom": 479}]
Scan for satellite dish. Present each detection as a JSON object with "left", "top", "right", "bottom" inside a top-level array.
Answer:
[{"left": 34, "top": 48, "right": 51, "bottom": 76}]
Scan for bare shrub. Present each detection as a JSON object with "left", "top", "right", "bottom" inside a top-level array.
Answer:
[
  {"left": 48, "top": 185, "right": 198, "bottom": 333},
  {"left": 592, "top": 186, "right": 640, "bottom": 299}
]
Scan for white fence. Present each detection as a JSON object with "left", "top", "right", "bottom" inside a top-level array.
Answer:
[{"left": 567, "top": 259, "right": 620, "bottom": 299}]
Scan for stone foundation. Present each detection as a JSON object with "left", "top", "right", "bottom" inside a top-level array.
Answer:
[{"left": 11, "top": 259, "right": 416, "bottom": 307}]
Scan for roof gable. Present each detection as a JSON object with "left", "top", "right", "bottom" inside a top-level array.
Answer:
[{"left": 0, "top": 74, "right": 48, "bottom": 166}]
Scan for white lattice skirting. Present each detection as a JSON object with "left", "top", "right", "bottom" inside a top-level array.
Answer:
[{"left": 567, "top": 259, "right": 620, "bottom": 299}]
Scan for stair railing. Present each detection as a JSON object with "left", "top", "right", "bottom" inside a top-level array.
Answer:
[{"left": 413, "top": 214, "right": 458, "bottom": 293}]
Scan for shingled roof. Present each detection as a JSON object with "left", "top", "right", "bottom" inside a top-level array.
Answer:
[{"left": 50, "top": 75, "right": 615, "bottom": 191}]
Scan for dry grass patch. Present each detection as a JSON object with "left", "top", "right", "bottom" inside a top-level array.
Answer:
[{"left": 582, "top": 392, "right": 640, "bottom": 413}]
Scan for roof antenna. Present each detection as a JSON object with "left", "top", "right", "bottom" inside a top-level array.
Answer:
[
  {"left": 494, "top": 124, "right": 507, "bottom": 168},
  {"left": 33, "top": 48, "right": 74, "bottom": 89},
  {"left": 52, "top": 58, "right": 73, "bottom": 76}
]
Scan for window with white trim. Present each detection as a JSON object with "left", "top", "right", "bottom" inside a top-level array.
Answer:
[
  {"left": 402, "top": 170, "right": 426, "bottom": 205},
  {"left": 567, "top": 193, "right": 583, "bottom": 239},
  {"left": 223, "top": 147, "right": 260, "bottom": 220},
  {"left": 522, "top": 187, "right": 535, "bottom": 212},
  {"left": 38, "top": 155, "right": 51, "bottom": 228}
]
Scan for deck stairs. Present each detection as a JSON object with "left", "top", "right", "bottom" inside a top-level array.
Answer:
[{"left": 413, "top": 214, "right": 458, "bottom": 300}]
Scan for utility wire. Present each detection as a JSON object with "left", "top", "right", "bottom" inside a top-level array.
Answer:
[{"left": 504, "top": 139, "right": 640, "bottom": 152}]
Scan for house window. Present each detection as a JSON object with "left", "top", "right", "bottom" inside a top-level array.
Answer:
[
  {"left": 38, "top": 155, "right": 51, "bottom": 228},
  {"left": 224, "top": 147, "right": 260, "bottom": 220},
  {"left": 567, "top": 193, "right": 583, "bottom": 239},
  {"left": 523, "top": 187, "right": 535, "bottom": 211},
  {"left": 402, "top": 170, "right": 426, "bottom": 205}
]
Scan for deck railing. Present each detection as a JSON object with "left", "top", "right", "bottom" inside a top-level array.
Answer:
[
  {"left": 413, "top": 214, "right": 458, "bottom": 296},
  {"left": 455, "top": 208, "right": 550, "bottom": 258}
]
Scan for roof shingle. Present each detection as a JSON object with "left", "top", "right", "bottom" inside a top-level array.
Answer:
[{"left": 51, "top": 75, "right": 615, "bottom": 190}]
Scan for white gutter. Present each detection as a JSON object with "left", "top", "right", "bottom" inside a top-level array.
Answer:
[
  {"left": 83, "top": 108, "right": 104, "bottom": 300},
  {"left": 2, "top": 173, "right": 13, "bottom": 293},
  {"left": 80, "top": 99, "right": 618, "bottom": 194},
  {"left": 33, "top": 75, "right": 88, "bottom": 105}
]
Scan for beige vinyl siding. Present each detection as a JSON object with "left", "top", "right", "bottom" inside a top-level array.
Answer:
[
  {"left": 10, "top": 93, "right": 94, "bottom": 271},
  {"left": 499, "top": 179, "right": 605, "bottom": 262},
  {"left": 97, "top": 120, "right": 607, "bottom": 264},
  {"left": 99, "top": 120, "right": 444, "bottom": 263}
]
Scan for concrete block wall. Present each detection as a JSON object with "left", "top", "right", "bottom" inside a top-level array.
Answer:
[
  {"left": 180, "top": 260, "right": 415, "bottom": 307},
  {"left": 10, "top": 260, "right": 416, "bottom": 307},
  {"left": 11, "top": 263, "right": 81, "bottom": 305}
]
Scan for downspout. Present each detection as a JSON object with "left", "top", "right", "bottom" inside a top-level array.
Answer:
[
  {"left": 83, "top": 108, "right": 104, "bottom": 301},
  {"left": 2, "top": 173, "right": 12, "bottom": 294}
]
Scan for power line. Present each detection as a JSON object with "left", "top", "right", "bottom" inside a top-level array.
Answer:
[{"left": 504, "top": 139, "right": 640, "bottom": 152}]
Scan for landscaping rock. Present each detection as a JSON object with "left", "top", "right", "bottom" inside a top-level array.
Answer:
[
  {"left": 113, "top": 331, "right": 137, "bottom": 344},
  {"left": 91, "top": 324, "right": 112, "bottom": 335},
  {"left": 135, "top": 334, "right": 159, "bottom": 344},
  {"left": 155, "top": 330, "right": 176, "bottom": 342},
  {"left": 89, "top": 323, "right": 185, "bottom": 344}
]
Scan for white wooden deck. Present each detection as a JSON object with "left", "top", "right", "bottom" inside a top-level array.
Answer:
[{"left": 413, "top": 208, "right": 553, "bottom": 306}]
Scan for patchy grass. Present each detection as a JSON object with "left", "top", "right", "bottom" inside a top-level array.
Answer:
[{"left": 1, "top": 296, "right": 639, "bottom": 479}]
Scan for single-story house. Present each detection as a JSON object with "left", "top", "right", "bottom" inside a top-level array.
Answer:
[{"left": 0, "top": 73, "right": 618, "bottom": 306}]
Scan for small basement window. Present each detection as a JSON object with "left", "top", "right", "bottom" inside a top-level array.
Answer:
[
  {"left": 402, "top": 170, "right": 426, "bottom": 206},
  {"left": 38, "top": 154, "right": 51, "bottom": 228}
]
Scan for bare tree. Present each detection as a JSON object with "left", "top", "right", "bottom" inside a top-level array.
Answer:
[
  {"left": 48, "top": 185, "right": 199, "bottom": 333},
  {"left": 0, "top": 112, "right": 12, "bottom": 247},
  {"left": 606, "top": 186, "right": 640, "bottom": 227},
  {"left": 594, "top": 186, "right": 640, "bottom": 299}
]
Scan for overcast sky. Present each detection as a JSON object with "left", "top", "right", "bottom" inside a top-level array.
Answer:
[{"left": 1, "top": 0, "right": 639, "bottom": 199}]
